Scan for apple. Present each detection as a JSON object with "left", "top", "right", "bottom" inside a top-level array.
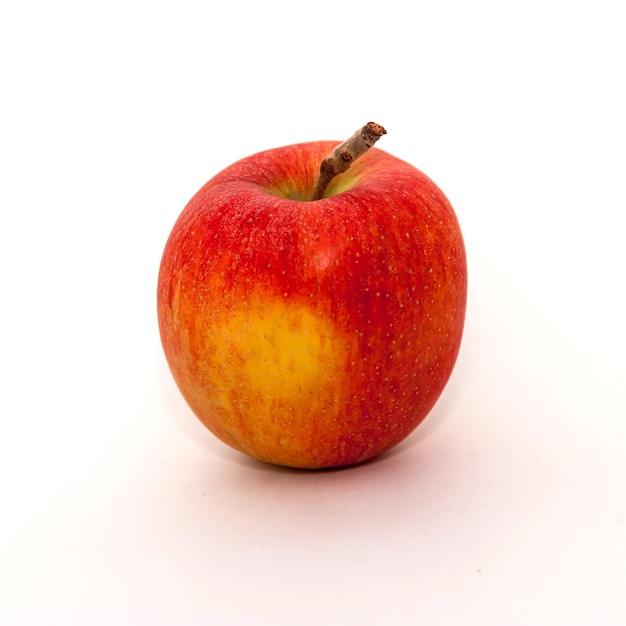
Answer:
[{"left": 157, "top": 124, "right": 467, "bottom": 469}]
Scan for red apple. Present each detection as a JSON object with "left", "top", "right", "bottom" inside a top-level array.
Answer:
[{"left": 157, "top": 129, "right": 467, "bottom": 469}]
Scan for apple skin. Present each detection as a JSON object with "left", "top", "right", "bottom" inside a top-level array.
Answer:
[{"left": 157, "top": 140, "right": 467, "bottom": 469}]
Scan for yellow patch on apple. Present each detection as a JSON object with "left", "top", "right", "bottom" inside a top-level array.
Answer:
[
  {"left": 216, "top": 299, "right": 337, "bottom": 401},
  {"left": 186, "top": 294, "right": 356, "bottom": 465}
]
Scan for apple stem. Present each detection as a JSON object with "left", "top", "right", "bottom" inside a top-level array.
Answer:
[{"left": 311, "top": 122, "right": 387, "bottom": 201}]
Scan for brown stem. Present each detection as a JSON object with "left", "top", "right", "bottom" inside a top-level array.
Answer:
[{"left": 311, "top": 122, "right": 387, "bottom": 201}]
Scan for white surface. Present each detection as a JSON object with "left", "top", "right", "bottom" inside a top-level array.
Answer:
[{"left": 2, "top": 1, "right": 625, "bottom": 624}]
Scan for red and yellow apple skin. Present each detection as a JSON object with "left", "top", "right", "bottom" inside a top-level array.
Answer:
[{"left": 157, "top": 141, "right": 467, "bottom": 469}]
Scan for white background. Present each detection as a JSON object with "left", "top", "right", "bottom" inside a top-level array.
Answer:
[{"left": 1, "top": 1, "right": 625, "bottom": 624}]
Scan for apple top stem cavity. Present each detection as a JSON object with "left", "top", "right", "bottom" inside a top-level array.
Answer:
[{"left": 311, "top": 122, "right": 387, "bottom": 201}]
